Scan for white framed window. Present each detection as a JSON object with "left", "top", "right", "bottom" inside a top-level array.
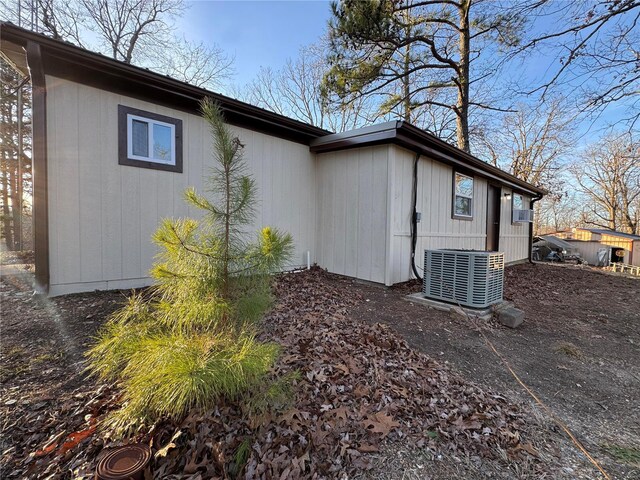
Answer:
[
  {"left": 512, "top": 193, "right": 524, "bottom": 210},
  {"left": 512, "top": 193, "right": 533, "bottom": 223},
  {"left": 453, "top": 172, "right": 473, "bottom": 219},
  {"left": 127, "top": 114, "right": 176, "bottom": 165},
  {"left": 118, "top": 105, "right": 183, "bottom": 173}
]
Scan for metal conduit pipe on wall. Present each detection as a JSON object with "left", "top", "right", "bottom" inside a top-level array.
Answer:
[{"left": 410, "top": 152, "right": 423, "bottom": 281}]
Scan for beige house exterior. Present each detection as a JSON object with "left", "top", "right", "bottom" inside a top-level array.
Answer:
[
  {"left": 45, "top": 78, "right": 319, "bottom": 294},
  {"left": 1, "top": 23, "right": 544, "bottom": 295},
  {"left": 315, "top": 144, "right": 533, "bottom": 285}
]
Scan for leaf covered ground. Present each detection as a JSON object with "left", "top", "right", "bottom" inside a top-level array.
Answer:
[{"left": 2, "top": 265, "right": 635, "bottom": 478}]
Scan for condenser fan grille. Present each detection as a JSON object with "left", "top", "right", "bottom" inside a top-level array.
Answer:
[{"left": 423, "top": 249, "right": 504, "bottom": 308}]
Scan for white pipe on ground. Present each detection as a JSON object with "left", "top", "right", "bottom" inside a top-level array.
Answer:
[{"left": 307, "top": 251, "right": 311, "bottom": 270}]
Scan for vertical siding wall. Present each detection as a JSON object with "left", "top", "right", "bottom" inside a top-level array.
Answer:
[
  {"left": 566, "top": 240, "right": 606, "bottom": 265},
  {"left": 389, "top": 147, "right": 532, "bottom": 284},
  {"left": 389, "top": 147, "right": 489, "bottom": 284},
  {"left": 598, "top": 234, "right": 634, "bottom": 264},
  {"left": 499, "top": 188, "right": 531, "bottom": 264},
  {"left": 315, "top": 146, "right": 390, "bottom": 283},
  {"left": 46, "top": 76, "right": 317, "bottom": 295},
  {"left": 567, "top": 235, "right": 638, "bottom": 265}
]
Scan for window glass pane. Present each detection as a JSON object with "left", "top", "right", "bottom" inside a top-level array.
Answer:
[
  {"left": 455, "top": 174, "right": 473, "bottom": 197},
  {"left": 513, "top": 194, "right": 523, "bottom": 209},
  {"left": 131, "top": 119, "right": 149, "bottom": 157},
  {"left": 153, "top": 124, "right": 173, "bottom": 162},
  {"left": 455, "top": 195, "right": 471, "bottom": 216}
]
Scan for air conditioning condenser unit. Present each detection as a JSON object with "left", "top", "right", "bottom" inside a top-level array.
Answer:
[
  {"left": 513, "top": 209, "right": 534, "bottom": 223},
  {"left": 423, "top": 249, "right": 504, "bottom": 309}
]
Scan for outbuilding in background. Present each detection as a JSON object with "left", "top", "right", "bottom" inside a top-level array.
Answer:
[{"left": 550, "top": 228, "right": 640, "bottom": 266}]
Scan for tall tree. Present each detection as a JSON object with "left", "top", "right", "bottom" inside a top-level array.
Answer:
[
  {"left": 31, "top": 0, "right": 86, "bottom": 44},
  {"left": 477, "top": 99, "right": 576, "bottom": 236},
  {"left": 534, "top": 189, "right": 582, "bottom": 235},
  {"left": 79, "top": 0, "right": 183, "bottom": 64},
  {"left": 518, "top": 0, "right": 640, "bottom": 129},
  {"left": 159, "top": 36, "right": 234, "bottom": 89},
  {"left": 323, "top": 0, "right": 523, "bottom": 152},
  {"left": 0, "top": 60, "right": 32, "bottom": 252},
  {"left": 478, "top": 98, "right": 575, "bottom": 192},
  {"left": 2, "top": 0, "right": 233, "bottom": 90},
  {"left": 572, "top": 133, "right": 640, "bottom": 233},
  {"left": 242, "top": 43, "right": 373, "bottom": 132}
]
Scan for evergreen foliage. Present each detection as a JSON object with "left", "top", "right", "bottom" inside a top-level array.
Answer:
[
  {"left": 323, "top": 0, "right": 526, "bottom": 151},
  {"left": 87, "top": 98, "right": 294, "bottom": 433}
]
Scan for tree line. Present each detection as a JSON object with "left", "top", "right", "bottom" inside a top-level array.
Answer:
[
  {"left": 1, "top": 0, "right": 638, "bottom": 250},
  {"left": 0, "top": 61, "right": 32, "bottom": 251}
]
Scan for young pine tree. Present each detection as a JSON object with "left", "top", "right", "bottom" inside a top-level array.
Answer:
[{"left": 87, "top": 98, "right": 293, "bottom": 432}]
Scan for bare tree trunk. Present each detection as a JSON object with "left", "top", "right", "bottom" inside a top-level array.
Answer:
[
  {"left": 456, "top": 0, "right": 471, "bottom": 152},
  {"left": 1, "top": 94, "right": 14, "bottom": 250},
  {"left": 402, "top": 5, "right": 412, "bottom": 123},
  {"left": 14, "top": 87, "right": 24, "bottom": 250},
  {"left": 1, "top": 163, "right": 14, "bottom": 250},
  {"left": 10, "top": 163, "right": 21, "bottom": 250},
  {"left": 403, "top": 44, "right": 411, "bottom": 123}
]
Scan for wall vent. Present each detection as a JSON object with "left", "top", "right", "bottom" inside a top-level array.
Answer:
[
  {"left": 513, "top": 209, "right": 534, "bottom": 223},
  {"left": 423, "top": 249, "right": 504, "bottom": 308}
]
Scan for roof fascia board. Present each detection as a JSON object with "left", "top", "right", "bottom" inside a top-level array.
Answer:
[
  {"left": 310, "top": 124, "right": 399, "bottom": 153},
  {"left": 0, "top": 47, "right": 28, "bottom": 77},
  {"left": 43, "top": 51, "right": 320, "bottom": 144},
  {"left": 310, "top": 119, "right": 543, "bottom": 196},
  {"left": 397, "top": 123, "right": 544, "bottom": 196},
  {"left": 392, "top": 133, "right": 536, "bottom": 195},
  {"left": 1, "top": 23, "right": 329, "bottom": 145},
  {"left": 310, "top": 121, "right": 398, "bottom": 148}
]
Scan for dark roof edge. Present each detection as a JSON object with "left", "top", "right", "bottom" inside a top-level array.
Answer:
[
  {"left": 576, "top": 227, "right": 640, "bottom": 240},
  {"left": 311, "top": 121, "right": 545, "bottom": 196},
  {"left": 0, "top": 22, "right": 331, "bottom": 144}
]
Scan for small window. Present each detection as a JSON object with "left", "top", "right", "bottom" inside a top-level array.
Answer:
[
  {"left": 512, "top": 193, "right": 529, "bottom": 224},
  {"left": 512, "top": 193, "right": 524, "bottom": 210},
  {"left": 453, "top": 172, "right": 473, "bottom": 219},
  {"left": 118, "top": 105, "right": 183, "bottom": 172}
]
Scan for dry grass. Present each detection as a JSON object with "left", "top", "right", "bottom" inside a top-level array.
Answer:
[
  {"left": 602, "top": 444, "right": 640, "bottom": 467},
  {"left": 555, "top": 342, "right": 584, "bottom": 359}
]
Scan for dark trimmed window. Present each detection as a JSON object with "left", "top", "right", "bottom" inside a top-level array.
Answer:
[
  {"left": 452, "top": 172, "right": 473, "bottom": 220},
  {"left": 118, "top": 105, "right": 183, "bottom": 173}
]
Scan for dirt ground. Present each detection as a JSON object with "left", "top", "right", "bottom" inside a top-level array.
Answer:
[
  {"left": 1, "top": 263, "right": 639, "bottom": 479},
  {"left": 344, "top": 262, "right": 640, "bottom": 479}
]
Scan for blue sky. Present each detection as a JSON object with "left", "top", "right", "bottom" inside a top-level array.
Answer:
[
  {"left": 178, "top": 1, "right": 332, "bottom": 88},
  {"left": 175, "top": 1, "right": 629, "bottom": 142}
]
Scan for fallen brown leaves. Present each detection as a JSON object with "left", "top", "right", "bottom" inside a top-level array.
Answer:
[
  {"left": 2, "top": 268, "right": 542, "bottom": 479},
  {"left": 1, "top": 385, "right": 117, "bottom": 478}
]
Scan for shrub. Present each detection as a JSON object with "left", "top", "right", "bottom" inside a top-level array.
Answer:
[{"left": 87, "top": 98, "right": 293, "bottom": 433}]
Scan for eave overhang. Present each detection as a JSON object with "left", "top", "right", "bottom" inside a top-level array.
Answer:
[
  {"left": 0, "top": 22, "right": 331, "bottom": 145},
  {"left": 311, "top": 121, "right": 546, "bottom": 197}
]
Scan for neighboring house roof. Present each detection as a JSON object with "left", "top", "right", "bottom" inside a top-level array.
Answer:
[
  {"left": 311, "top": 122, "right": 545, "bottom": 196},
  {"left": 576, "top": 228, "right": 640, "bottom": 240},
  {"left": 1, "top": 21, "right": 544, "bottom": 196},
  {"left": 534, "top": 235, "right": 579, "bottom": 252}
]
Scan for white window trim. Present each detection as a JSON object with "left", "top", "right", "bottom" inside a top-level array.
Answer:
[
  {"left": 453, "top": 172, "right": 474, "bottom": 218},
  {"left": 126, "top": 113, "right": 176, "bottom": 166},
  {"left": 512, "top": 193, "right": 524, "bottom": 210},
  {"left": 512, "top": 193, "right": 530, "bottom": 224}
]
